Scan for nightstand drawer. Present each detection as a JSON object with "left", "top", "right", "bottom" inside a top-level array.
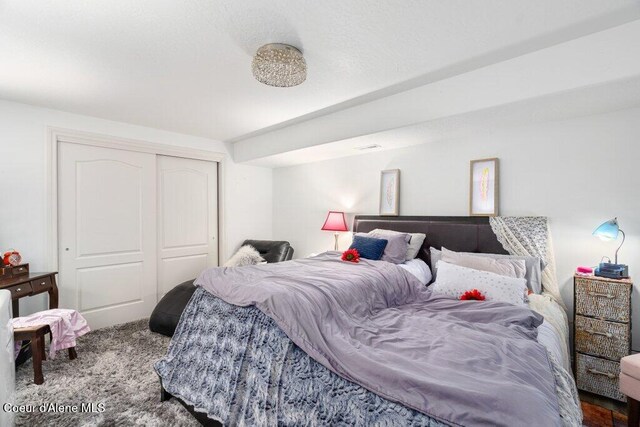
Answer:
[
  {"left": 7, "top": 282, "right": 32, "bottom": 299},
  {"left": 30, "top": 276, "right": 52, "bottom": 293},
  {"left": 576, "top": 353, "right": 626, "bottom": 402},
  {"left": 575, "top": 277, "right": 631, "bottom": 322},
  {"left": 575, "top": 315, "right": 629, "bottom": 360}
]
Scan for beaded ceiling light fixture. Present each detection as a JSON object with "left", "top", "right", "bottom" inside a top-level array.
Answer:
[{"left": 251, "top": 43, "right": 306, "bottom": 87}]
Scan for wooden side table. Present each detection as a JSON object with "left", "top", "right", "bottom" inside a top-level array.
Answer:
[
  {"left": 574, "top": 274, "right": 633, "bottom": 401},
  {"left": 0, "top": 271, "right": 59, "bottom": 317}
]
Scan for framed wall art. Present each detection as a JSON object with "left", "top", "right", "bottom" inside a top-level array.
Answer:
[
  {"left": 379, "top": 169, "right": 400, "bottom": 216},
  {"left": 469, "top": 158, "right": 499, "bottom": 216}
]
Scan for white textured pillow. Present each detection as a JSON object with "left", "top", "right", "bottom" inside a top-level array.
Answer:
[
  {"left": 224, "top": 245, "right": 264, "bottom": 267},
  {"left": 441, "top": 247, "right": 526, "bottom": 278},
  {"left": 371, "top": 229, "right": 426, "bottom": 261},
  {"left": 463, "top": 252, "right": 543, "bottom": 294},
  {"left": 430, "top": 247, "right": 542, "bottom": 294},
  {"left": 431, "top": 261, "right": 527, "bottom": 306}
]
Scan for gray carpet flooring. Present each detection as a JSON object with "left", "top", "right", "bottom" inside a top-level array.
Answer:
[{"left": 14, "top": 319, "right": 199, "bottom": 426}]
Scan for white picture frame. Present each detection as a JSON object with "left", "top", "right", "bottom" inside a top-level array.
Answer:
[
  {"left": 379, "top": 169, "right": 400, "bottom": 216},
  {"left": 469, "top": 158, "right": 499, "bottom": 216}
]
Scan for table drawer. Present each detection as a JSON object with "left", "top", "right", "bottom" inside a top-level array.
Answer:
[
  {"left": 31, "top": 276, "right": 52, "bottom": 293},
  {"left": 575, "top": 316, "right": 629, "bottom": 360},
  {"left": 7, "top": 282, "right": 32, "bottom": 299},
  {"left": 576, "top": 353, "right": 626, "bottom": 402},
  {"left": 575, "top": 277, "right": 630, "bottom": 322},
  {"left": 11, "top": 264, "right": 29, "bottom": 277}
]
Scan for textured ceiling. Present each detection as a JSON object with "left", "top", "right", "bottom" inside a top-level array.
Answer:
[{"left": 1, "top": 1, "right": 639, "bottom": 141}]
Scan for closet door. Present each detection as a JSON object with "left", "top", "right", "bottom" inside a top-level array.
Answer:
[
  {"left": 58, "top": 143, "right": 157, "bottom": 329},
  {"left": 157, "top": 156, "right": 218, "bottom": 299}
]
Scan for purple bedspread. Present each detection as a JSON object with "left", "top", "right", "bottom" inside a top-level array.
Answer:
[{"left": 195, "top": 252, "right": 561, "bottom": 426}]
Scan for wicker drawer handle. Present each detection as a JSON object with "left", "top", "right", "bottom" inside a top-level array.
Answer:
[
  {"left": 587, "top": 368, "right": 616, "bottom": 379},
  {"left": 15, "top": 288, "right": 21, "bottom": 292},
  {"left": 585, "top": 329, "right": 613, "bottom": 338},
  {"left": 587, "top": 291, "right": 615, "bottom": 299}
]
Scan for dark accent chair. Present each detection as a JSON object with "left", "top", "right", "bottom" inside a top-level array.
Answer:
[{"left": 149, "top": 240, "right": 294, "bottom": 337}]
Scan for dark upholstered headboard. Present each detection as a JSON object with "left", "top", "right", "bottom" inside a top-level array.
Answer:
[{"left": 352, "top": 216, "right": 508, "bottom": 268}]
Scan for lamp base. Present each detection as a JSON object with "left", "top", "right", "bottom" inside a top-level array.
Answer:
[
  {"left": 333, "top": 233, "right": 339, "bottom": 251},
  {"left": 595, "top": 263, "right": 629, "bottom": 279}
]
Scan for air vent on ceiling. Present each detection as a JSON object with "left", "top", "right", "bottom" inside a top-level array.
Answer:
[{"left": 354, "top": 144, "right": 382, "bottom": 151}]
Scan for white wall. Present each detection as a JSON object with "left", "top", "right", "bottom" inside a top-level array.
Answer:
[
  {"left": 0, "top": 99, "right": 272, "bottom": 315},
  {"left": 273, "top": 107, "right": 640, "bottom": 349}
]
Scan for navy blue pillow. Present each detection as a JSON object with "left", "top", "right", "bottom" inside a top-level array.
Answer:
[{"left": 349, "top": 235, "right": 388, "bottom": 261}]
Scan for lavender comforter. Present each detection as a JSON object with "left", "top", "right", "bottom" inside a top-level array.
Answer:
[{"left": 194, "top": 252, "right": 571, "bottom": 426}]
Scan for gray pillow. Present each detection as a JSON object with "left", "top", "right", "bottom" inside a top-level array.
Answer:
[
  {"left": 355, "top": 232, "right": 409, "bottom": 264},
  {"left": 430, "top": 247, "right": 543, "bottom": 294},
  {"left": 371, "top": 228, "right": 426, "bottom": 261}
]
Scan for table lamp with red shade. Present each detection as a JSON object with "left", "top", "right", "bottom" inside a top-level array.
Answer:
[{"left": 321, "top": 211, "right": 348, "bottom": 251}]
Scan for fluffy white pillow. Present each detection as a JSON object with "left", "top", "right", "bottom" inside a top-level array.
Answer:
[
  {"left": 441, "top": 247, "right": 526, "bottom": 278},
  {"left": 371, "top": 229, "right": 426, "bottom": 260},
  {"left": 431, "top": 261, "right": 528, "bottom": 306},
  {"left": 224, "top": 245, "right": 264, "bottom": 267}
]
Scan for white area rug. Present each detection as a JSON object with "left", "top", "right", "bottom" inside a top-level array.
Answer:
[{"left": 14, "top": 319, "right": 198, "bottom": 426}]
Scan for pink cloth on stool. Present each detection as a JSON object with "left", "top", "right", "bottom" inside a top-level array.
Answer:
[{"left": 11, "top": 309, "right": 90, "bottom": 360}]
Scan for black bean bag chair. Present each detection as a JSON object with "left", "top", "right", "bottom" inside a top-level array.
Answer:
[
  {"left": 149, "top": 240, "right": 294, "bottom": 337},
  {"left": 148, "top": 279, "right": 197, "bottom": 337}
]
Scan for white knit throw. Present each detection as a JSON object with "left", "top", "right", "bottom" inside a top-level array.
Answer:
[{"left": 489, "top": 216, "right": 567, "bottom": 311}]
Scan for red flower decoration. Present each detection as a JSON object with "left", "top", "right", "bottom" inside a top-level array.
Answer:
[
  {"left": 341, "top": 248, "right": 360, "bottom": 263},
  {"left": 460, "top": 289, "right": 486, "bottom": 301}
]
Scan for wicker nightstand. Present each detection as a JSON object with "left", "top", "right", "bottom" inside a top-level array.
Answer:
[{"left": 574, "top": 274, "right": 633, "bottom": 401}]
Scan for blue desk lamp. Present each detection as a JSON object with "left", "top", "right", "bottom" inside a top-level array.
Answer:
[{"left": 593, "top": 217, "right": 629, "bottom": 279}]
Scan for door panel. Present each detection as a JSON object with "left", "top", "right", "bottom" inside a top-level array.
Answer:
[
  {"left": 58, "top": 142, "right": 157, "bottom": 329},
  {"left": 77, "top": 262, "right": 143, "bottom": 311},
  {"left": 76, "top": 160, "right": 143, "bottom": 257},
  {"left": 158, "top": 254, "right": 208, "bottom": 295},
  {"left": 161, "top": 169, "right": 208, "bottom": 248},
  {"left": 157, "top": 156, "right": 217, "bottom": 299}
]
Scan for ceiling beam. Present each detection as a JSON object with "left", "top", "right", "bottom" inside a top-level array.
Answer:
[{"left": 233, "top": 20, "right": 640, "bottom": 164}]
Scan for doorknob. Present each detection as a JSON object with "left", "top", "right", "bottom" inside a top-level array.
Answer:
[{"left": 65, "top": 248, "right": 69, "bottom": 251}]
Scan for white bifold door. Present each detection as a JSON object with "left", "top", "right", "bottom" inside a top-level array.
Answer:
[{"left": 58, "top": 142, "right": 218, "bottom": 329}]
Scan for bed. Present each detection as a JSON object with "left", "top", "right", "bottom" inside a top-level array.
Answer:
[{"left": 155, "top": 216, "right": 580, "bottom": 426}]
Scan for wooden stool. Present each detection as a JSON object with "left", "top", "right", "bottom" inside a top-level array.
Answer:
[{"left": 13, "top": 325, "right": 77, "bottom": 385}]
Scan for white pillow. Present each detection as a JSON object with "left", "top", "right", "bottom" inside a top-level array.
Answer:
[
  {"left": 430, "top": 247, "right": 542, "bottom": 294},
  {"left": 399, "top": 258, "right": 432, "bottom": 285},
  {"left": 441, "top": 247, "right": 526, "bottom": 278},
  {"left": 223, "top": 245, "right": 264, "bottom": 267},
  {"left": 371, "top": 229, "right": 426, "bottom": 261},
  {"left": 431, "top": 261, "right": 527, "bottom": 306}
]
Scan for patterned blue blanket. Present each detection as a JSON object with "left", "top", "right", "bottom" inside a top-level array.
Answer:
[{"left": 156, "top": 288, "right": 446, "bottom": 426}]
